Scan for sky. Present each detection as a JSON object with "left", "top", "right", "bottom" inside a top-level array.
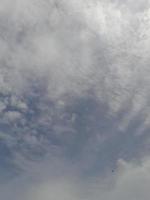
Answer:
[{"left": 1, "top": 0, "right": 150, "bottom": 199}]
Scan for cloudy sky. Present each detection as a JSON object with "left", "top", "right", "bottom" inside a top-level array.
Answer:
[{"left": 1, "top": 0, "right": 150, "bottom": 199}]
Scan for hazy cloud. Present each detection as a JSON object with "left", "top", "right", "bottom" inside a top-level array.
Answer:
[{"left": 0, "top": 0, "right": 150, "bottom": 199}]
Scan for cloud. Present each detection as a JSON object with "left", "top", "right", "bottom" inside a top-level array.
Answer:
[
  {"left": 0, "top": 1, "right": 150, "bottom": 199},
  {"left": 1, "top": 157, "right": 150, "bottom": 200},
  {"left": 114, "top": 0, "right": 150, "bottom": 13},
  {"left": 25, "top": 157, "right": 150, "bottom": 200}
]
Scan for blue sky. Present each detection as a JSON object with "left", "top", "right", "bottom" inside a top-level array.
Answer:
[{"left": 1, "top": 0, "right": 150, "bottom": 199}]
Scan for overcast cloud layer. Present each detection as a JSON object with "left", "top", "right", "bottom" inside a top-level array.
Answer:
[{"left": 0, "top": 0, "right": 150, "bottom": 199}]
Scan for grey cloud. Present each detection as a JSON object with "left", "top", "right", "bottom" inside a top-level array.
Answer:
[
  {"left": 109, "top": 0, "right": 149, "bottom": 13},
  {"left": 1, "top": 157, "right": 150, "bottom": 200},
  {"left": 26, "top": 157, "right": 150, "bottom": 200},
  {"left": 0, "top": 2, "right": 150, "bottom": 200}
]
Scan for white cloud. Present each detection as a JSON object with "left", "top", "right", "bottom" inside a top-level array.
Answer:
[{"left": 0, "top": 0, "right": 149, "bottom": 109}]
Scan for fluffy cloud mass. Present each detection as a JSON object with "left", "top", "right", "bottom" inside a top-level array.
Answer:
[{"left": 0, "top": 0, "right": 150, "bottom": 199}]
